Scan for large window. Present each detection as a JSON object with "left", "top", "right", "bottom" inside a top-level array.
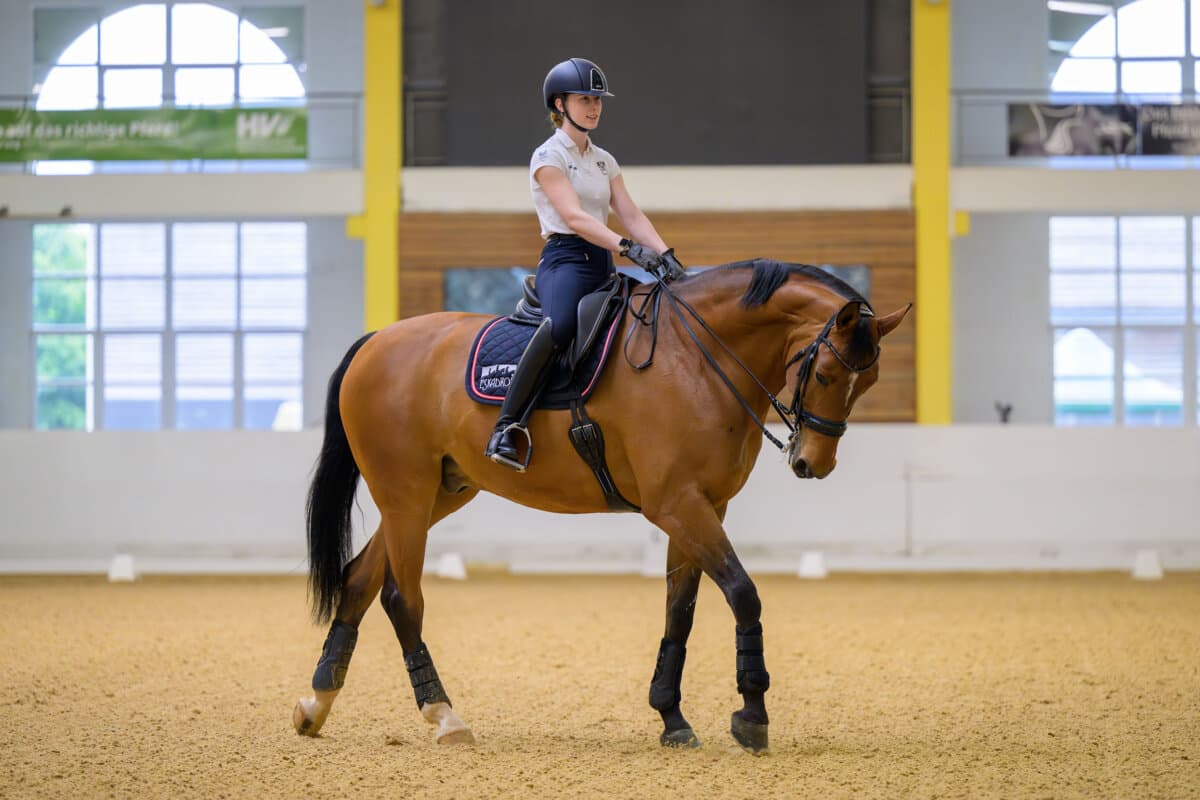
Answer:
[
  {"left": 1050, "top": 0, "right": 1197, "bottom": 95},
  {"left": 33, "top": 222, "right": 307, "bottom": 431},
  {"left": 1051, "top": 216, "right": 1197, "bottom": 426}
]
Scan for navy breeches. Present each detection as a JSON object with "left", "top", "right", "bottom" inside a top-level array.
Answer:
[{"left": 535, "top": 236, "right": 613, "bottom": 349}]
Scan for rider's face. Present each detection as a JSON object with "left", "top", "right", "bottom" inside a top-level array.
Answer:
[{"left": 559, "top": 94, "right": 602, "bottom": 128}]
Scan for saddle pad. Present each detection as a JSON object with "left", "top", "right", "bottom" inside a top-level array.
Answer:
[{"left": 465, "top": 315, "right": 621, "bottom": 409}]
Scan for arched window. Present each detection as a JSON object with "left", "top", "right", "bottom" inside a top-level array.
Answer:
[
  {"left": 35, "top": 2, "right": 305, "bottom": 174},
  {"left": 1051, "top": 0, "right": 1195, "bottom": 95}
]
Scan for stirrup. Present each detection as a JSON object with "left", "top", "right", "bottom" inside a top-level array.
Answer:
[{"left": 489, "top": 422, "right": 533, "bottom": 473}]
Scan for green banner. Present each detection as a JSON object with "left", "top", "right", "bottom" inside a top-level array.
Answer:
[{"left": 0, "top": 107, "right": 307, "bottom": 161}]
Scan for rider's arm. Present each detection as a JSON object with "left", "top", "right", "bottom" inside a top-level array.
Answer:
[
  {"left": 609, "top": 175, "right": 668, "bottom": 254},
  {"left": 535, "top": 166, "right": 624, "bottom": 252}
]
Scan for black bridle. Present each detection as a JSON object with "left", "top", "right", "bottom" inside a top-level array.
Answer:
[{"left": 624, "top": 279, "right": 880, "bottom": 453}]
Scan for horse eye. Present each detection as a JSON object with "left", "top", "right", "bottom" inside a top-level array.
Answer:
[{"left": 815, "top": 372, "right": 830, "bottom": 387}]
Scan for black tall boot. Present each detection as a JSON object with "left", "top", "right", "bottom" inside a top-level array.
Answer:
[{"left": 485, "top": 318, "right": 559, "bottom": 471}]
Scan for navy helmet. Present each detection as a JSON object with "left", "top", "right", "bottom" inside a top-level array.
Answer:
[{"left": 542, "top": 58, "right": 613, "bottom": 111}]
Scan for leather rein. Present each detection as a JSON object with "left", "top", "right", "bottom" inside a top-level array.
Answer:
[{"left": 623, "top": 278, "right": 880, "bottom": 453}]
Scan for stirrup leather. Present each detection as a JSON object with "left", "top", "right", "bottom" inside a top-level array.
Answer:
[{"left": 488, "top": 422, "right": 533, "bottom": 472}]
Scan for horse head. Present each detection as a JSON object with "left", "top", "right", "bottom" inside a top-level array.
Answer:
[{"left": 781, "top": 300, "right": 909, "bottom": 479}]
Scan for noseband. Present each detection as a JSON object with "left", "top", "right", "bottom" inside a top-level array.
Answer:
[{"left": 624, "top": 280, "right": 879, "bottom": 453}]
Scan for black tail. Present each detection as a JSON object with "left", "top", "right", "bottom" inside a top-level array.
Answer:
[{"left": 306, "top": 332, "right": 376, "bottom": 624}]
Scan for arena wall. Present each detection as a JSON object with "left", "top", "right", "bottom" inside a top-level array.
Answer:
[{"left": 1, "top": 425, "right": 1196, "bottom": 574}]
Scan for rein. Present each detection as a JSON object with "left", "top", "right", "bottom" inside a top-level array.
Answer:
[{"left": 624, "top": 279, "right": 879, "bottom": 452}]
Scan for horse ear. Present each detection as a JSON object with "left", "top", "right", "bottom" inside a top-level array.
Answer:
[
  {"left": 876, "top": 303, "right": 912, "bottom": 338},
  {"left": 835, "top": 302, "right": 862, "bottom": 330}
]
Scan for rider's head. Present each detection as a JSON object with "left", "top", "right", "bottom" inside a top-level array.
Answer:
[{"left": 542, "top": 58, "right": 613, "bottom": 132}]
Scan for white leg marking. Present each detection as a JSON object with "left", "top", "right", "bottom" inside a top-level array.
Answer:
[
  {"left": 421, "top": 700, "right": 476, "bottom": 745},
  {"left": 293, "top": 688, "right": 339, "bottom": 736}
]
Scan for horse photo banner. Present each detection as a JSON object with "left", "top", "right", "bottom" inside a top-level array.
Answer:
[
  {"left": 0, "top": 107, "right": 307, "bottom": 161},
  {"left": 1007, "top": 103, "right": 1200, "bottom": 157}
]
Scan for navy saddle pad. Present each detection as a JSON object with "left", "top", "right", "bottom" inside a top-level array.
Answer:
[{"left": 465, "top": 314, "right": 622, "bottom": 410}]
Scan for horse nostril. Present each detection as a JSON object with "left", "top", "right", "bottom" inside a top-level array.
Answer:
[{"left": 793, "top": 458, "right": 811, "bottom": 478}]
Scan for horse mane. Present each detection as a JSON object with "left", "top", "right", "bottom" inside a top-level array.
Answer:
[{"left": 719, "top": 259, "right": 869, "bottom": 309}]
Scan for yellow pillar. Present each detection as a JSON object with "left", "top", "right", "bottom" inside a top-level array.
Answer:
[
  {"left": 912, "top": 0, "right": 952, "bottom": 423},
  {"left": 349, "top": 0, "right": 402, "bottom": 332}
]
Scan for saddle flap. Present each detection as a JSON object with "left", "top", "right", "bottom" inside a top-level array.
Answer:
[
  {"left": 510, "top": 275, "right": 542, "bottom": 325},
  {"left": 571, "top": 276, "right": 624, "bottom": 367}
]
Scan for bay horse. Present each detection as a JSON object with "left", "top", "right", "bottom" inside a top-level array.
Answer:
[{"left": 293, "top": 259, "right": 909, "bottom": 753}]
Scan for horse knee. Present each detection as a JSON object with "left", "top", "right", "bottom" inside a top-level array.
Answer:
[{"left": 727, "top": 578, "right": 761, "bottom": 626}]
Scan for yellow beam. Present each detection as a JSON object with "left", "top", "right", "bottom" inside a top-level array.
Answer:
[
  {"left": 356, "top": 0, "right": 402, "bottom": 332},
  {"left": 912, "top": 0, "right": 953, "bottom": 424}
]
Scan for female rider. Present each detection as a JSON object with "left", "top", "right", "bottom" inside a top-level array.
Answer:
[{"left": 485, "top": 57, "right": 686, "bottom": 470}]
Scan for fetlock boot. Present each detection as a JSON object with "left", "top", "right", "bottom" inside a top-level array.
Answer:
[{"left": 485, "top": 318, "right": 559, "bottom": 470}]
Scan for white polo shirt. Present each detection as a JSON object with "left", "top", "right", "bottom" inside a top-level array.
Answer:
[{"left": 529, "top": 127, "right": 621, "bottom": 239}]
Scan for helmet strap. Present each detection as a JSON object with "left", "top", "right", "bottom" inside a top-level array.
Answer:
[{"left": 557, "top": 96, "right": 593, "bottom": 134}]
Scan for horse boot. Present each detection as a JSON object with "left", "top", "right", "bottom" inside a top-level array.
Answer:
[{"left": 485, "top": 318, "right": 559, "bottom": 472}]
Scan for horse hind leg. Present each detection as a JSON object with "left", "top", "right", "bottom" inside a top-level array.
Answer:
[
  {"left": 379, "top": 487, "right": 479, "bottom": 745},
  {"left": 294, "top": 530, "right": 388, "bottom": 736}
]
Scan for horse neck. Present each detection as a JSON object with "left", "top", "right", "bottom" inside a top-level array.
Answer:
[{"left": 674, "top": 274, "right": 843, "bottom": 398}]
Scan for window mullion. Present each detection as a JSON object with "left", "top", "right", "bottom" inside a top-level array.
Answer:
[
  {"left": 1113, "top": 216, "right": 1125, "bottom": 424},
  {"left": 234, "top": 223, "right": 245, "bottom": 428},
  {"left": 1186, "top": 216, "right": 1197, "bottom": 426},
  {"left": 164, "top": 223, "right": 175, "bottom": 429}
]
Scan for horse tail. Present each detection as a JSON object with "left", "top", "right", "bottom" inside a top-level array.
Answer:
[{"left": 306, "top": 331, "right": 376, "bottom": 624}]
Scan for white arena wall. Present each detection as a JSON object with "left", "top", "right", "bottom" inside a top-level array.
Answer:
[{"left": 1, "top": 425, "right": 1196, "bottom": 575}]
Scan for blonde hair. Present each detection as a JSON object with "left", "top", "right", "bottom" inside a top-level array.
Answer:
[{"left": 548, "top": 110, "right": 564, "bottom": 128}]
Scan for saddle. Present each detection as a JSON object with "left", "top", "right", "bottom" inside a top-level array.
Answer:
[
  {"left": 466, "top": 274, "right": 628, "bottom": 409},
  {"left": 465, "top": 273, "right": 639, "bottom": 512}
]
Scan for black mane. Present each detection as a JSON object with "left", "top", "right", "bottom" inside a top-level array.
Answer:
[{"left": 716, "top": 258, "right": 868, "bottom": 309}]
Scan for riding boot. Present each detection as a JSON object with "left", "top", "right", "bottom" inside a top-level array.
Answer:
[{"left": 485, "top": 318, "right": 559, "bottom": 470}]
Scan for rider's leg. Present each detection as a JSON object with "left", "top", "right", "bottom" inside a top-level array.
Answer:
[
  {"left": 484, "top": 318, "right": 560, "bottom": 468},
  {"left": 485, "top": 249, "right": 591, "bottom": 469}
]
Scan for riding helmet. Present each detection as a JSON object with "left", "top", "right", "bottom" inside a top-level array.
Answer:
[{"left": 542, "top": 58, "right": 614, "bottom": 110}]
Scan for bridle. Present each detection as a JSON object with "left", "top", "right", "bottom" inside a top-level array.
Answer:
[{"left": 624, "top": 279, "right": 880, "bottom": 453}]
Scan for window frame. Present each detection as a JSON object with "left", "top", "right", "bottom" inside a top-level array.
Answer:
[
  {"left": 1050, "top": 213, "right": 1198, "bottom": 426},
  {"left": 31, "top": 220, "right": 308, "bottom": 431}
]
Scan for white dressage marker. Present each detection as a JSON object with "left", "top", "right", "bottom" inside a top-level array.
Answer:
[
  {"left": 107, "top": 553, "right": 138, "bottom": 583},
  {"left": 435, "top": 552, "right": 468, "bottom": 580},
  {"left": 1131, "top": 549, "right": 1163, "bottom": 581},
  {"left": 798, "top": 551, "right": 828, "bottom": 580}
]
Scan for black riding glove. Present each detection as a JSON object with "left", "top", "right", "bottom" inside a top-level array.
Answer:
[
  {"left": 659, "top": 248, "right": 687, "bottom": 283},
  {"left": 619, "top": 238, "right": 666, "bottom": 274}
]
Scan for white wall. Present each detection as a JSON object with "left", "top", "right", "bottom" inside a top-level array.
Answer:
[{"left": 2, "top": 425, "right": 1196, "bottom": 574}]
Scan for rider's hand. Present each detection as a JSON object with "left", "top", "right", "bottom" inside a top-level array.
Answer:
[
  {"left": 659, "top": 248, "right": 686, "bottom": 283},
  {"left": 619, "top": 238, "right": 666, "bottom": 274}
]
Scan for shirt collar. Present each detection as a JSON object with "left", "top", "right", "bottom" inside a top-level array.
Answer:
[{"left": 553, "top": 126, "right": 591, "bottom": 154}]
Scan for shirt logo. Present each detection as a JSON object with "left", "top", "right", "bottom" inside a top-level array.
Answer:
[{"left": 596, "top": 160, "right": 608, "bottom": 175}]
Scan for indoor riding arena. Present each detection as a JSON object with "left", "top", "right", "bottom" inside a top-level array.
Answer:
[{"left": 1, "top": 2, "right": 1197, "bottom": 799}]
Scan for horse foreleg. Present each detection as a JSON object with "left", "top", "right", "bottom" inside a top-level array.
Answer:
[
  {"left": 645, "top": 497, "right": 770, "bottom": 755},
  {"left": 379, "top": 499, "right": 476, "bottom": 745},
  {"left": 294, "top": 528, "right": 389, "bottom": 736},
  {"left": 651, "top": 537, "right": 703, "bottom": 748}
]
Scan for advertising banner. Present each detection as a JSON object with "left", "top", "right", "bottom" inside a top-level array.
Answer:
[
  {"left": 1139, "top": 104, "right": 1200, "bottom": 155},
  {"left": 1008, "top": 103, "right": 1137, "bottom": 156},
  {"left": 0, "top": 107, "right": 307, "bottom": 161}
]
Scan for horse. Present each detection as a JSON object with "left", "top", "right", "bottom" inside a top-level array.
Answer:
[{"left": 292, "top": 258, "right": 909, "bottom": 753}]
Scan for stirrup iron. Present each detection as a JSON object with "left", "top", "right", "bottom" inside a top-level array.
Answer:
[{"left": 489, "top": 422, "right": 533, "bottom": 472}]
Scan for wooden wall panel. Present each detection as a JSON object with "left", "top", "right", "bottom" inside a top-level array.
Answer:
[{"left": 397, "top": 211, "right": 915, "bottom": 421}]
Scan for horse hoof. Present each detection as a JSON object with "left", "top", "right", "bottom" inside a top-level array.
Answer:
[
  {"left": 293, "top": 700, "right": 321, "bottom": 737},
  {"left": 730, "top": 712, "right": 769, "bottom": 755},
  {"left": 660, "top": 727, "right": 701, "bottom": 749},
  {"left": 436, "top": 727, "right": 477, "bottom": 745}
]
